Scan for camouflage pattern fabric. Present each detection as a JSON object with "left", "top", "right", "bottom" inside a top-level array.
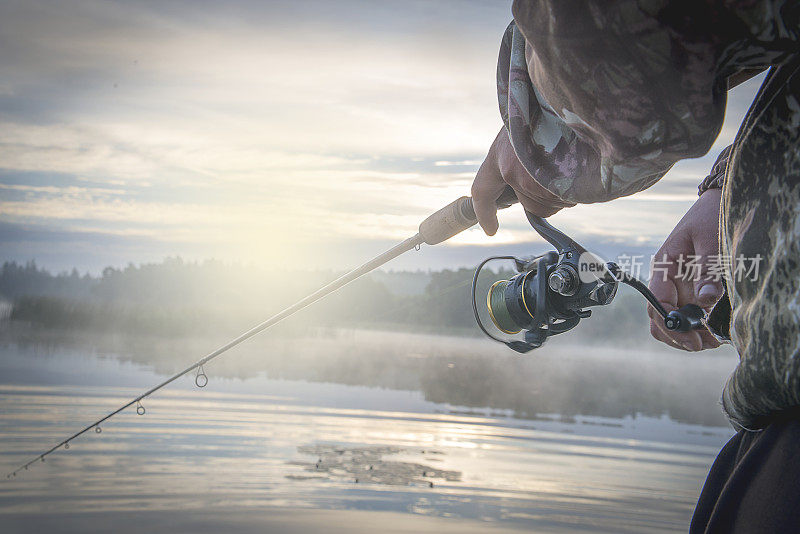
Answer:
[
  {"left": 720, "top": 58, "right": 800, "bottom": 430},
  {"left": 698, "top": 145, "right": 730, "bottom": 196},
  {"left": 498, "top": 1, "right": 800, "bottom": 430}
]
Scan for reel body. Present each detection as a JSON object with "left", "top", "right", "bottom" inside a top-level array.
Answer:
[{"left": 472, "top": 211, "right": 705, "bottom": 353}]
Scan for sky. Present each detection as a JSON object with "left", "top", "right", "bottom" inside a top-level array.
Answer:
[{"left": 0, "top": 0, "right": 765, "bottom": 274}]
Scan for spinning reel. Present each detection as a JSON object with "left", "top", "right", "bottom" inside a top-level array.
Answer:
[{"left": 471, "top": 211, "right": 706, "bottom": 353}]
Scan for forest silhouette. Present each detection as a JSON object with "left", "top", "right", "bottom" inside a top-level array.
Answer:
[{"left": 1, "top": 258, "right": 651, "bottom": 342}]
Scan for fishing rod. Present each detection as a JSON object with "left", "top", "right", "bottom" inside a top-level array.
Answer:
[
  {"left": 7, "top": 186, "right": 707, "bottom": 478},
  {"left": 5, "top": 187, "right": 519, "bottom": 479}
]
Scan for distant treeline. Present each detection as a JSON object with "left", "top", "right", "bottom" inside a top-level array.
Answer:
[{"left": 0, "top": 259, "right": 651, "bottom": 342}]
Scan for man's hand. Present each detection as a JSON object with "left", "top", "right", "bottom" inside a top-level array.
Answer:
[
  {"left": 472, "top": 128, "right": 575, "bottom": 235},
  {"left": 648, "top": 188, "right": 724, "bottom": 351}
]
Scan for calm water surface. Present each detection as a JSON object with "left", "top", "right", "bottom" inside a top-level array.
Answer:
[{"left": 0, "top": 330, "right": 736, "bottom": 533}]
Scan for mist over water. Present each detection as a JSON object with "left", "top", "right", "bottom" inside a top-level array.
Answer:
[
  {"left": 0, "top": 325, "right": 737, "bottom": 533},
  {"left": 0, "top": 0, "right": 762, "bottom": 529}
]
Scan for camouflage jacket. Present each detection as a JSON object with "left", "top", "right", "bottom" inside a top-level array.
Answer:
[{"left": 499, "top": 1, "right": 800, "bottom": 429}]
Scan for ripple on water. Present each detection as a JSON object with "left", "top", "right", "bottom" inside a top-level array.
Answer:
[{"left": 288, "top": 445, "right": 460, "bottom": 487}]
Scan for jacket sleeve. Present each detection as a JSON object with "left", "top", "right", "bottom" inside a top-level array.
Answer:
[
  {"left": 698, "top": 146, "right": 731, "bottom": 196},
  {"left": 498, "top": 1, "right": 799, "bottom": 204}
]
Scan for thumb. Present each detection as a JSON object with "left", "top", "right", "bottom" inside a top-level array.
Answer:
[
  {"left": 689, "top": 189, "right": 724, "bottom": 308},
  {"left": 693, "top": 252, "right": 725, "bottom": 308},
  {"left": 695, "top": 279, "right": 724, "bottom": 308}
]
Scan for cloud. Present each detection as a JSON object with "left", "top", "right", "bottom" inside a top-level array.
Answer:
[{"left": 0, "top": 0, "right": 767, "bottom": 272}]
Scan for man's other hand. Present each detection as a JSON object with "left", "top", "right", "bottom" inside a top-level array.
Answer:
[
  {"left": 648, "top": 188, "right": 724, "bottom": 351},
  {"left": 472, "top": 128, "right": 575, "bottom": 235}
]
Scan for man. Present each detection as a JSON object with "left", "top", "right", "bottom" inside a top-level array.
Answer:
[{"left": 470, "top": 1, "right": 799, "bottom": 532}]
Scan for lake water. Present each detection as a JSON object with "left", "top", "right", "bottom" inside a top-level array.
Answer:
[{"left": 0, "top": 328, "right": 737, "bottom": 533}]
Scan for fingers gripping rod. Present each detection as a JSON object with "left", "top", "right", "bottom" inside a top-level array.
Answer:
[{"left": 6, "top": 189, "right": 520, "bottom": 479}]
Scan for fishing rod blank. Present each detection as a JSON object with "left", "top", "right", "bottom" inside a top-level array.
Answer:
[{"left": 6, "top": 188, "right": 519, "bottom": 479}]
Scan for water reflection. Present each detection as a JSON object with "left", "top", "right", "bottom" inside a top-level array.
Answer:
[
  {"left": 0, "top": 330, "right": 736, "bottom": 532},
  {"left": 2, "top": 327, "right": 740, "bottom": 427}
]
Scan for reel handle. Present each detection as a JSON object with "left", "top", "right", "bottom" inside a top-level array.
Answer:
[{"left": 664, "top": 304, "right": 705, "bottom": 332}]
